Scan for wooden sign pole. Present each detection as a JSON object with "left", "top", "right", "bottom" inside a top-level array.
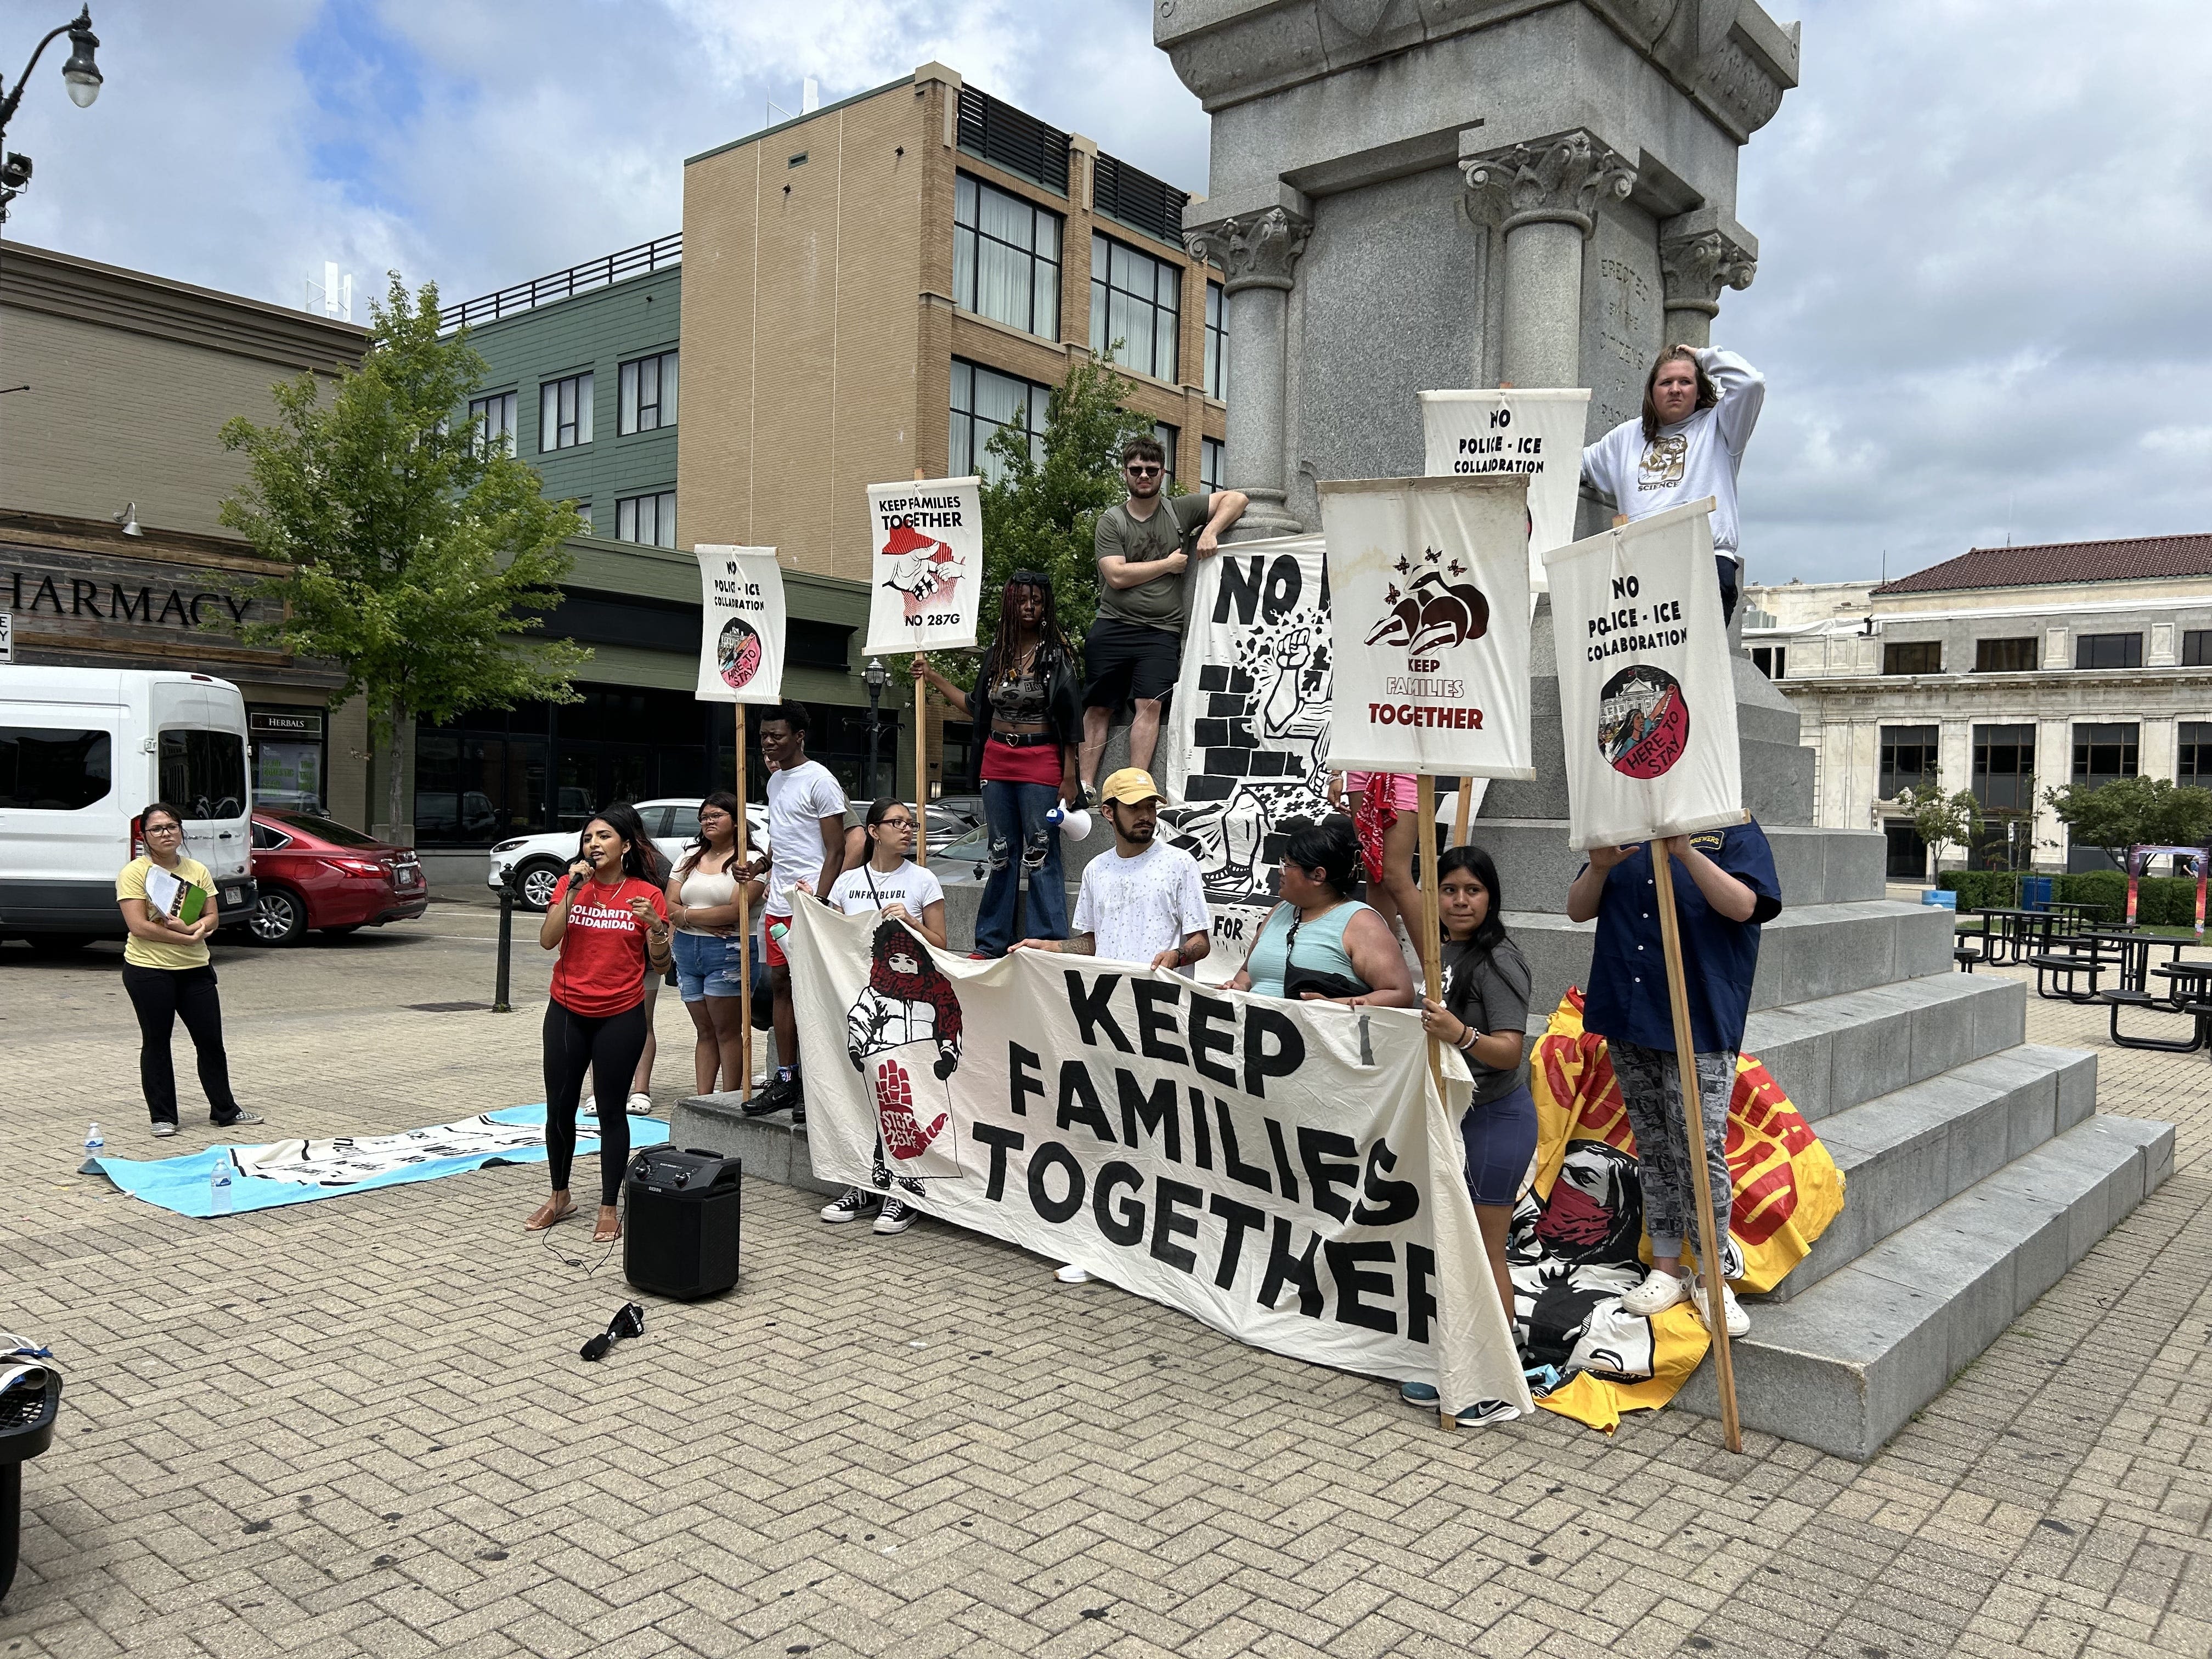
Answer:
[
  {"left": 1413, "top": 771, "right": 1458, "bottom": 1433},
  {"left": 1651, "top": 839, "right": 1743, "bottom": 1453},
  {"left": 913, "top": 680, "right": 929, "bottom": 868},
  {"left": 734, "top": 704, "right": 753, "bottom": 1101},
  {"left": 1450, "top": 777, "right": 1475, "bottom": 848}
]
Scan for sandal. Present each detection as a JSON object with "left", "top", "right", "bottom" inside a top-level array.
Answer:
[
  {"left": 524, "top": 1196, "right": 575, "bottom": 1232},
  {"left": 592, "top": 1207, "right": 622, "bottom": 1244}
]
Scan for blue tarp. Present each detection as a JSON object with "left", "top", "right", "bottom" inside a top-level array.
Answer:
[{"left": 92, "top": 1104, "right": 670, "bottom": 1218}]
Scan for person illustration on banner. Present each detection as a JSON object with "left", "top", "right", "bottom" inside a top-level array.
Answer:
[
  {"left": 665, "top": 793, "right": 761, "bottom": 1098},
  {"left": 1579, "top": 345, "right": 1764, "bottom": 622},
  {"left": 1014, "top": 766, "right": 1211, "bottom": 1283},
  {"left": 1565, "top": 821, "right": 1781, "bottom": 1336},
  {"left": 1077, "top": 435, "right": 1247, "bottom": 792},
  {"left": 1328, "top": 769, "right": 1423, "bottom": 953},
  {"left": 912, "top": 568, "right": 1084, "bottom": 957},
  {"left": 1399, "top": 843, "right": 1536, "bottom": 1408},
  {"left": 742, "top": 702, "right": 848, "bottom": 1125},
  {"left": 1219, "top": 814, "right": 1414, "bottom": 1009}
]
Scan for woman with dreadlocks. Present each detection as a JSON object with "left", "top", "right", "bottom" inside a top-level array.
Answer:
[
  {"left": 912, "top": 568, "right": 1085, "bottom": 957},
  {"left": 817, "top": 917, "right": 967, "bottom": 1236}
]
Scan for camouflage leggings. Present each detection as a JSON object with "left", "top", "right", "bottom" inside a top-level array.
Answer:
[{"left": 1608, "top": 1039, "right": 1737, "bottom": 1271}]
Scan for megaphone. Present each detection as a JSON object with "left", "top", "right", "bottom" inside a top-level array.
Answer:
[{"left": 1046, "top": 804, "right": 1093, "bottom": 843}]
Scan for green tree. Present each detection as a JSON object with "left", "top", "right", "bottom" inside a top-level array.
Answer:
[
  {"left": 2044, "top": 776, "right": 2212, "bottom": 863},
  {"left": 219, "top": 274, "right": 590, "bottom": 836},
  {"left": 1894, "top": 777, "right": 1977, "bottom": 879}
]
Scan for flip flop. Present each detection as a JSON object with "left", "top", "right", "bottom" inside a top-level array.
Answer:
[{"left": 524, "top": 1200, "right": 576, "bottom": 1232}]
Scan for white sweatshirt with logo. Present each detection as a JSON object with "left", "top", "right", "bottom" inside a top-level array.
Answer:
[{"left": 1579, "top": 348, "right": 1765, "bottom": 556}]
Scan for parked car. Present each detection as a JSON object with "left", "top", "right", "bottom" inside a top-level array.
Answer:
[
  {"left": 244, "top": 810, "right": 428, "bottom": 945},
  {"left": 927, "top": 796, "right": 983, "bottom": 854},
  {"left": 1, "top": 666, "right": 257, "bottom": 953},
  {"left": 488, "top": 797, "right": 769, "bottom": 911}
]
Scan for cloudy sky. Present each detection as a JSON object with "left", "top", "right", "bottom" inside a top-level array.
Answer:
[{"left": 10, "top": 0, "right": 2208, "bottom": 583}]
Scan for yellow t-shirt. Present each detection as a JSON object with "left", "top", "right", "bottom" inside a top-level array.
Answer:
[{"left": 116, "top": 855, "right": 217, "bottom": 970}]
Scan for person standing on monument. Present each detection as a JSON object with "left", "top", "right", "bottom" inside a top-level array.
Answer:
[
  {"left": 1076, "top": 436, "right": 1248, "bottom": 793},
  {"left": 1565, "top": 822, "right": 1781, "bottom": 1337},
  {"left": 1579, "top": 345, "right": 1764, "bottom": 622},
  {"left": 744, "top": 702, "right": 848, "bottom": 1124}
]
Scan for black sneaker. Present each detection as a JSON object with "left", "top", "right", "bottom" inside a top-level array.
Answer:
[
  {"left": 873, "top": 1198, "right": 917, "bottom": 1235},
  {"left": 790, "top": 1103, "right": 806, "bottom": 1127},
  {"left": 820, "top": 1187, "right": 879, "bottom": 1224},
  {"left": 742, "top": 1077, "right": 794, "bottom": 1118}
]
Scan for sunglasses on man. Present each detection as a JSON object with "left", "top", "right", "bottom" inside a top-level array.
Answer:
[{"left": 1125, "top": 463, "right": 1163, "bottom": 478}]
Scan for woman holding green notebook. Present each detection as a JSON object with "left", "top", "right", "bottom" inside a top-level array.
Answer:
[{"left": 115, "top": 801, "right": 262, "bottom": 1139}]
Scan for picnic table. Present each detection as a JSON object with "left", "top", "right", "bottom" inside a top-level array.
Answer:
[
  {"left": 1977, "top": 907, "right": 2067, "bottom": 966},
  {"left": 2107, "top": 958, "right": 2212, "bottom": 1052}
]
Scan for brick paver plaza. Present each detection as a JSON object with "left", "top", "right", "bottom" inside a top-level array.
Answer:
[{"left": 5, "top": 903, "right": 2210, "bottom": 1658}]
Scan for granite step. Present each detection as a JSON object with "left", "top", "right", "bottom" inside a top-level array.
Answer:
[
  {"left": 1757, "top": 1043, "right": 2094, "bottom": 1304},
  {"left": 1676, "top": 1112, "right": 2175, "bottom": 1460},
  {"left": 1742, "top": 972, "right": 2025, "bottom": 1124}
]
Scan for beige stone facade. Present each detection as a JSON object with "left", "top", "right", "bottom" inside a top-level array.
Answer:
[{"left": 679, "top": 64, "right": 1227, "bottom": 586}]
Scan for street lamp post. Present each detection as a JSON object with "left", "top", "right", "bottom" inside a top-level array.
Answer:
[
  {"left": 0, "top": 7, "right": 103, "bottom": 223},
  {"left": 864, "top": 657, "right": 889, "bottom": 801}
]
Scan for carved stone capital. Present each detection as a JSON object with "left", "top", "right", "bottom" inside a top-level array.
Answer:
[
  {"left": 1188, "top": 207, "right": 1312, "bottom": 294},
  {"left": 1460, "top": 132, "right": 1635, "bottom": 238},
  {"left": 1659, "top": 228, "right": 1757, "bottom": 315}
]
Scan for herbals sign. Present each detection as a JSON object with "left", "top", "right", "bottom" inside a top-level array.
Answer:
[
  {"left": 863, "top": 476, "right": 984, "bottom": 656},
  {"left": 1543, "top": 498, "right": 1742, "bottom": 850},
  {"left": 1321, "top": 476, "right": 1534, "bottom": 780},
  {"left": 788, "top": 901, "right": 1533, "bottom": 1418},
  {"left": 694, "top": 546, "right": 787, "bottom": 704},
  {"left": 1419, "top": 388, "right": 1592, "bottom": 592}
]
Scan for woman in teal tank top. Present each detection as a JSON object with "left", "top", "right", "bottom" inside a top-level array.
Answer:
[{"left": 1223, "top": 815, "right": 1415, "bottom": 1007}]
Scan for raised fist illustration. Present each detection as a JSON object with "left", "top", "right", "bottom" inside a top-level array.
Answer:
[{"left": 873, "top": 1056, "right": 947, "bottom": 1161}]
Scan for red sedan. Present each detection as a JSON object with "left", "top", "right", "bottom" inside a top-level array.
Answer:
[{"left": 244, "top": 810, "right": 430, "bottom": 946}]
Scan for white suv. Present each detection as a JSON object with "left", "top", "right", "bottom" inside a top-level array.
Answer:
[{"left": 486, "top": 797, "right": 769, "bottom": 911}]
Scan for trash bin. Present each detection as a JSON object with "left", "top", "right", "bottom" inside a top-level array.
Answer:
[
  {"left": 2021, "top": 875, "right": 2055, "bottom": 910},
  {"left": 0, "top": 1365, "right": 60, "bottom": 1604}
]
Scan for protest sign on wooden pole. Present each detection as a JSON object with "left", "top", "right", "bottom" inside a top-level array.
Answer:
[{"left": 1652, "top": 838, "right": 1743, "bottom": 1452}]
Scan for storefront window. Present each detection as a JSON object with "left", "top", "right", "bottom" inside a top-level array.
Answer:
[{"left": 249, "top": 708, "right": 326, "bottom": 810}]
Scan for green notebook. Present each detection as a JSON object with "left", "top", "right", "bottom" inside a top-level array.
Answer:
[{"left": 144, "top": 866, "right": 208, "bottom": 924}]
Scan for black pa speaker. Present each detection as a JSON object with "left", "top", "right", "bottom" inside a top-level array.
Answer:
[{"left": 623, "top": 1148, "right": 742, "bottom": 1300}]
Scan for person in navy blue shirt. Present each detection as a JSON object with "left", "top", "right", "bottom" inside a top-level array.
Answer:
[{"left": 1566, "top": 819, "right": 1781, "bottom": 1336}]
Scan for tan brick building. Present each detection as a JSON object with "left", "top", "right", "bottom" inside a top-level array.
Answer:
[{"left": 678, "top": 63, "right": 1228, "bottom": 585}]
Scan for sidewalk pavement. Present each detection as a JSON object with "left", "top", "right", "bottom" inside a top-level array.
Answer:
[{"left": 3, "top": 920, "right": 2209, "bottom": 1658}]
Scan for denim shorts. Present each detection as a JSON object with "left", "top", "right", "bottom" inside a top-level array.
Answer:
[{"left": 672, "top": 930, "right": 744, "bottom": 1003}]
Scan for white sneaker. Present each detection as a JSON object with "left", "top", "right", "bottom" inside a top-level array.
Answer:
[
  {"left": 1690, "top": 1274, "right": 1750, "bottom": 1338},
  {"left": 1053, "top": 1263, "right": 1091, "bottom": 1284},
  {"left": 1620, "top": 1268, "right": 1691, "bottom": 1317},
  {"left": 625, "top": 1092, "right": 653, "bottom": 1116},
  {"left": 580, "top": 1095, "right": 597, "bottom": 1118}
]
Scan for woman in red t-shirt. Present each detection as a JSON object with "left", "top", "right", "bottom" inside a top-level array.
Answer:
[{"left": 527, "top": 803, "right": 673, "bottom": 1243}]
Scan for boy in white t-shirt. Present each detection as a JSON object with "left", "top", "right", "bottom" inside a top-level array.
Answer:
[{"left": 745, "top": 703, "right": 847, "bottom": 1122}]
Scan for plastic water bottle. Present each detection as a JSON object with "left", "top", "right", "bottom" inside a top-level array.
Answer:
[
  {"left": 79, "top": 1122, "right": 104, "bottom": 1176},
  {"left": 1046, "top": 805, "right": 1093, "bottom": 843},
  {"left": 209, "top": 1154, "right": 235, "bottom": 1217},
  {"left": 767, "top": 919, "right": 789, "bottom": 946}
]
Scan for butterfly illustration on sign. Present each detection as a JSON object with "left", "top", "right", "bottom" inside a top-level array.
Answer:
[
  {"left": 879, "top": 522, "right": 967, "bottom": 618},
  {"left": 1364, "top": 544, "right": 1489, "bottom": 657},
  {"left": 845, "top": 920, "right": 966, "bottom": 1186}
]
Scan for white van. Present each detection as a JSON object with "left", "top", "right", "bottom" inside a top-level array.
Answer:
[{"left": 0, "top": 667, "right": 258, "bottom": 953}]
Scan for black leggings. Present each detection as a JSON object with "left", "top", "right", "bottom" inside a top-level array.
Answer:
[
  {"left": 543, "top": 1000, "right": 648, "bottom": 1205},
  {"left": 121, "top": 963, "right": 242, "bottom": 1125}
]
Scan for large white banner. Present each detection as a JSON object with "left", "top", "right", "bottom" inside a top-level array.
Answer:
[
  {"left": 1419, "top": 388, "right": 1593, "bottom": 589},
  {"left": 1321, "top": 477, "right": 1534, "bottom": 780},
  {"left": 1543, "top": 498, "right": 1743, "bottom": 850},
  {"left": 862, "top": 476, "right": 985, "bottom": 656},
  {"left": 694, "top": 546, "right": 787, "bottom": 704},
  {"left": 1159, "top": 535, "right": 1332, "bottom": 897},
  {"left": 789, "top": 900, "right": 1533, "bottom": 1418}
]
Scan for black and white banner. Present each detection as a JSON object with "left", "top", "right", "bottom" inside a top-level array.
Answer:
[
  {"left": 1320, "top": 477, "right": 1534, "bottom": 780},
  {"left": 790, "top": 900, "right": 1532, "bottom": 1417},
  {"left": 1543, "top": 498, "right": 1743, "bottom": 850},
  {"left": 694, "top": 546, "right": 787, "bottom": 703},
  {"left": 1159, "top": 535, "right": 1333, "bottom": 898},
  {"left": 862, "top": 476, "right": 984, "bottom": 656}
]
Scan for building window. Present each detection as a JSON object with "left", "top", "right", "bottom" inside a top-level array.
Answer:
[
  {"left": 469, "top": 391, "right": 517, "bottom": 458},
  {"left": 1882, "top": 639, "right": 1942, "bottom": 675},
  {"left": 616, "top": 490, "right": 676, "bottom": 549},
  {"left": 1203, "top": 280, "right": 1227, "bottom": 400},
  {"left": 1972, "top": 724, "right": 2035, "bottom": 811},
  {"left": 1091, "top": 232, "right": 1181, "bottom": 383},
  {"left": 2072, "top": 722, "right": 2139, "bottom": 787},
  {"left": 1153, "top": 423, "right": 1178, "bottom": 483},
  {"left": 954, "top": 174, "right": 1062, "bottom": 341},
  {"left": 540, "top": 372, "right": 592, "bottom": 451},
  {"left": 2180, "top": 722, "right": 2212, "bottom": 785},
  {"left": 618, "top": 351, "right": 678, "bottom": 435},
  {"left": 2182, "top": 630, "right": 2212, "bottom": 667},
  {"left": 1878, "top": 725, "right": 1939, "bottom": 799},
  {"left": 1200, "top": 436, "right": 1224, "bottom": 494},
  {"left": 950, "top": 358, "right": 1049, "bottom": 483},
  {"left": 573, "top": 501, "right": 592, "bottom": 534},
  {"left": 1973, "top": 636, "right": 2036, "bottom": 673},
  {"left": 1751, "top": 644, "right": 1787, "bottom": 680},
  {"left": 2075, "top": 632, "right": 2142, "bottom": 670}
]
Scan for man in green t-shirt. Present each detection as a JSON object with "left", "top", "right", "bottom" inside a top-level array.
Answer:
[{"left": 1078, "top": 435, "right": 1248, "bottom": 792}]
